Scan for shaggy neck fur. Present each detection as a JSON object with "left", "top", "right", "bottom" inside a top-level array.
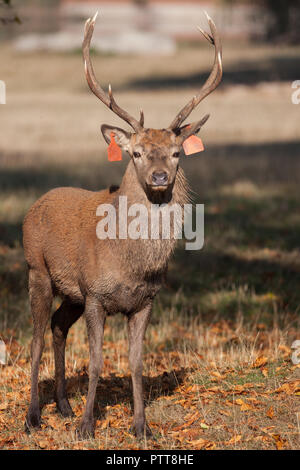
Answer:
[{"left": 110, "top": 160, "right": 190, "bottom": 277}]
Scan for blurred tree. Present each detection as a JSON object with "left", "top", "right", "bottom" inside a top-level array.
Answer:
[
  {"left": 133, "top": 0, "right": 149, "bottom": 5},
  {"left": 265, "top": 0, "right": 300, "bottom": 40},
  {"left": 219, "top": 0, "right": 300, "bottom": 42},
  {"left": 0, "top": 0, "right": 20, "bottom": 25},
  {"left": 133, "top": 0, "right": 153, "bottom": 31}
]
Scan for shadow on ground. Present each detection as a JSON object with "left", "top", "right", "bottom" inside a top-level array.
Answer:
[
  {"left": 39, "top": 367, "right": 188, "bottom": 420},
  {"left": 1, "top": 139, "right": 300, "bottom": 331},
  {"left": 1, "top": 139, "right": 299, "bottom": 243},
  {"left": 1, "top": 140, "right": 299, "bottom": 194},
  {"left": 121, "top": 54, "right": 300, "bottom": 91}
]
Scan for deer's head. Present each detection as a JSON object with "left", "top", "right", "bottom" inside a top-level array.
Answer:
[{"left": 83, "top": 12, "right": 222, "bottom": 195}]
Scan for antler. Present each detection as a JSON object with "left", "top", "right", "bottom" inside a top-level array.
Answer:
[
  {"left": 169, "top": 12, "right": 223, "bottom": 130},
  {"left": 83, "top": 12, "right": 143, "bottom": 133}
]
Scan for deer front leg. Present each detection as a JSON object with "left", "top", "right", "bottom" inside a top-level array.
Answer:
[
  {"left": 77, "top": 297, "right": 106, "bottom": 439},
  {"left": 128, "top": 303, "right": 152, "bottom": 438}
]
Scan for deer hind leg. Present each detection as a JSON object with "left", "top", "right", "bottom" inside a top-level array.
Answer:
[
  {"left": 128, "top": 303, "right": 152, "bottom": 438},
  {"left": 51, "top": 299, "right": 84, "bottom": 417},
  {"left": 25, "top": 268, "right": 53, "bottom": 432}
]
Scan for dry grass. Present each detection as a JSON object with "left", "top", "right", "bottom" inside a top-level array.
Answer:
[
  {"left": 1, "top": 311, "right": 300, "bottom": 450},
  {"left": 0, "top": 40, "right": 300, "bottom": 450}
]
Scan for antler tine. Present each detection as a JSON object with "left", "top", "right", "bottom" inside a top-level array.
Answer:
[
  {"left": 169, "top": 12, "right": 223, "bottom": 130},
  {"left": 139, "top": 109, "right": 145, "bottom": 127},
  {"left": 83, "top": 12, "right": 142, "bottom": 133}
]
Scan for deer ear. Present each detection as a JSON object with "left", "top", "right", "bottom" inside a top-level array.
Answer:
[
  {"left": 101, "top": 124, "right": 131, "bottom": 150},
  {"left": 175, "top": 114, "right": 210, "bottom": 144}
]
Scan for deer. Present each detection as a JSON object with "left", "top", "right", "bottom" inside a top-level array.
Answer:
[{"left": 23, "top": 12, "right": 222, "bottom": 439}]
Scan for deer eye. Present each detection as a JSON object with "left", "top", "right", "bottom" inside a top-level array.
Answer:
[
  {"left": 133, "top": 151, "right": 141, "bottom": 158},
  {"left": 172, "top": 151, "right": 180, "bottom": 158}
]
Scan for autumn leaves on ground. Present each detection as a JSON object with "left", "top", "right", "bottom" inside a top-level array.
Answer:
[{"left": 1, "top": 39, "right": 300, "bottom": 450}]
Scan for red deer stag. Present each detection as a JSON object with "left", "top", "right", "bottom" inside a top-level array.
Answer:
[{"left": 23, "top": 12, "right": 222, "bottom": 439}]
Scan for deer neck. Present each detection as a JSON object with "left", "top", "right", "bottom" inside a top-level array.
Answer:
[
  {"left": 111, "top": 160, "right": 190, "bottom": 277},
  {"left": 118, "top": 160, "right": 189, "bottom": 208}
]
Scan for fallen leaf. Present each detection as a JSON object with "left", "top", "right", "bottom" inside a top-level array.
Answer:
[
  {"left": 189, "top": 438, "right": 207, "bottom": 449},
  {"left": 266, "top": 406, "right": 274, "bottom": 419},
  {"left": 189, "top": 438, "right": 216, "bottom": 450},
  {"left": 37, "top": 440, "right": 48, "bottom": 449},
  {"left": 275, "top": 381, "right": 300, "bottom": 395},
  {"left": 211, "top": 371, "right": 223, "bottom": 379},
  {"left": 45, "top": 416, "right": 62, "bottom": 431},
  {"left": 183, "top": 428, "right": 202, "bottom": 440},
  {"left": 252, "top": 356, "right": 268, "bottom": 368},
  {"left": 225, "top": 435, "right": 242, "bottom": 445},
  {"left": 271, "top": 434, "right": 287, "bottom": 450},
  {"left": 200, "top": 422, "right": 209, "bottom": 429},
  {"left": 236, "top": 398, "right": 254, "bottom": 411},
  {"left": 172, "top": 411, "right": 200, "bottom": 431},
  {"left": 233, "top": 385, "right": 246, "bottom": 394},
  {"left": 205, "top": 442, "right": 216, "bottom": 450},
  {"left": 219, "top": 409, "right": 230, "bottom": 417}
]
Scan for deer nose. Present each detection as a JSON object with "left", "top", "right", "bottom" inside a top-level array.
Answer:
[{"left": 152, "top": 171, "right": 168, "bottom": 186}]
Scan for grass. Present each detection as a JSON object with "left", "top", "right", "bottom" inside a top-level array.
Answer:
[{"left": 0, "top": 40, "right": 300, "bottom": 450}]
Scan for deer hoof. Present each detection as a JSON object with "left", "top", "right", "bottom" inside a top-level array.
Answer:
[
  {"left": 56, "top": 398, "right": 74, "bottom": 417},
  {"left": 76, "top": 420, "right": 95, "bottom": 440},
  {"left": 24, "top": 408, "right": 41, "bottom": 433},
  {"left": 130, "top": 422, "right": 153, "bottom": 439}
]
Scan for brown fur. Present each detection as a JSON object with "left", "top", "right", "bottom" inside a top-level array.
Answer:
[
  {"left": 24, "top": 10, "right": 222, "bottom": 439},
  {"left": 23, "top": 131, "right": 191, "bottom": 439}
]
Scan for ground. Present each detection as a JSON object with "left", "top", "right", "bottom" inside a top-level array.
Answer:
[{"left": 0, "top": 40, "right": 300, "bottom": 450}]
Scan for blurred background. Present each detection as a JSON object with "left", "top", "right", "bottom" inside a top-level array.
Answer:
[
  {"left": 1, "top": 0, "right": 300, "bottom": 331},
  {"left": 0, "top": 0, "right": 300, "bottom": 450}
]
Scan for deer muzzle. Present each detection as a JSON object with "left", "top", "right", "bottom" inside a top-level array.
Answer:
[{"left": 151, "top": 171, "right": 169, "bottom": 187}]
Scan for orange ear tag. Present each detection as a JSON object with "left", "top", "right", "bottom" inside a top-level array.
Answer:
[
  {"left": 107, "top": 132, "right": 122, "bottom": 161},
  {"left": 183, "top": 135, "right": 205, "bottom": 156}
]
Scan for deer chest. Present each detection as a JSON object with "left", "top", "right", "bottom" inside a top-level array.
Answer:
[{"left": 94, "top": 276, "right": 162, "bottom": 316}]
